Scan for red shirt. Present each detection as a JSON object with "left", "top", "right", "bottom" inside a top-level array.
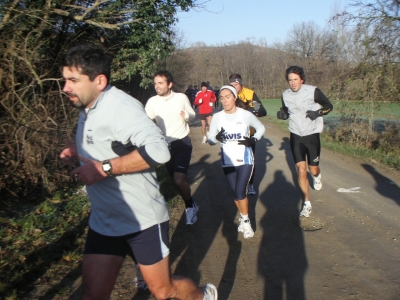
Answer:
[{"left": 194, "top": 90, "right": 216, "bottom": 114}]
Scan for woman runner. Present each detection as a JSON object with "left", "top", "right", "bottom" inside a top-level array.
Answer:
[{"left": 208, "top": 85, "right": 265, "bottom": 238}]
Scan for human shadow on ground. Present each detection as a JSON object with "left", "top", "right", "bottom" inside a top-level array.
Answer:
[
  {"left": 258, "top": 170, "right": 307, "bottom": 299},
  {"left": 279, "top": 137, "right": 298, "bottom": 187},
  {"left": 362, "top": 164, "right": 400, "bottom": 206},
  {"left": 167, "top": 152, "right": 243, "bottom": 299},
  {"left": 248, "top": 137, "right": 273, "bottom": 232}
]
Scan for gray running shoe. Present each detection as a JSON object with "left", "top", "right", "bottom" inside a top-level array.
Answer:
[
  {"left": 186, "top": 202, "right": 199, "bottom": 225},
  {"left": 300, "top": 201, "right": 312, "bottom": 217},
  {"left": 312, "top": 173, "right": 322, "bottom": 190},
  {"left": 202, "top": 136, "right": 207, "bottom": 144},
  {"left": 248, "top": 184, "right": 256, "bottom": 195},
  {"left": 203, "top": 283, "right": 218, "bottom": 300}
]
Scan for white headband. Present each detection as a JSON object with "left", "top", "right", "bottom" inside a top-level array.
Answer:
[{"left": 220, "top": 85, "right": 238, "bottom": 98}]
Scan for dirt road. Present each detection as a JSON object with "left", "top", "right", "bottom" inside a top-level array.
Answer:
[
  {"left": 48, "top": 115, "right": 400, "bottom": 299},
  {"left": 169, "top": 117, "right": 400, "bottom": 300}
]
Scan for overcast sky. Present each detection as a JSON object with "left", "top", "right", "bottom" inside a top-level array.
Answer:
[{"left": 176, "top": 0, "right": 344, "bottom": 47}]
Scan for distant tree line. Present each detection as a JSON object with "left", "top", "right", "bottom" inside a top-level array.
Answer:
[{"left": 165, "top": 0, "right": 399, "bottom": 104}]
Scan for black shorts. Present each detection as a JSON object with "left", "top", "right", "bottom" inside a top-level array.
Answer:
[
  {"left": 166, "top": 136, "right": 192, "bottom": 177},
  {"left": 199, "top": 113, "right": 213, "bottom": 120},
  {"left": 290, "top": 132, "right": 321, "bottom": 166},
  {"left": 84, "top": 221, "right": 170, "bottom": 265}
]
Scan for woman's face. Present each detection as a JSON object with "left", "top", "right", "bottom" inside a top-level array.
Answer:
[{"left": 219, "top": 89, "right": 236, "bottom": 113}]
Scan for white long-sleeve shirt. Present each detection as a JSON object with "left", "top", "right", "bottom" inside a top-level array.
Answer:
[{"left": 145, "top": 91, "right": 196, "bottom": 143}]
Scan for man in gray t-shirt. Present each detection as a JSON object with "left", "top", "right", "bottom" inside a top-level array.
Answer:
[{"left": 59, "top": 43, "right": 217, "bottom": 300}]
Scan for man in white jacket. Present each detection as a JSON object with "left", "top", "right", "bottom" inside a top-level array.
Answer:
[{"left": 146, "top": 70, "right": 199, "bottom": 225}]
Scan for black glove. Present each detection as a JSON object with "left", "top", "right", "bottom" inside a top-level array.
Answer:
[
  {"left": 306, "top": 109, "right": 322, "bottom": 121},
  {"left": 238, "top": 136, "right": 257, "bottom": 147},
  {"left": 277, "top": 108, "right": 288, "bottom": 120},
  {"left": 216, "top": 127, "right": 226, "bottom": 143}
]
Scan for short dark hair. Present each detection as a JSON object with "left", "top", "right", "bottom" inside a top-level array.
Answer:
[
  {"left": 229, "top": 73, "right": 242, "bottom": 80},
  {"left": 285, "top": 66, "right": 306, "bottom": 82},
  {"left": 154, "top": 70, "right": 174, "bottom": 84},
  {"left": 229, "top": 73, "right": 243, "bottom": 85},
  {"left": 63, "top": 43, "right": 111, "bottom": 82}
]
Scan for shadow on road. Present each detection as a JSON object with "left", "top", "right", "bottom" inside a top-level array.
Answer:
[
  {"left": 249, "top": 137, "right": 273, "bottom": 232},
  {"left": 362, "top": 164, "right": 400, "bottom": 206},
  {"left": 168, "top": 152, "right": 243, "bottom": 299},
  {"left": 258, "top": 169, "right": 307, "bottom": 299}
]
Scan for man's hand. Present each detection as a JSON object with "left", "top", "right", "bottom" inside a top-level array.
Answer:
[
  {"left": 306, "top": 110, "right": 321, "bottom": 121},
  {"left": 238, "top": 136, "right": 257, "bottom": 147},
  {"left": 277, "top": 108, "right": 288, "bottom": 120},
  {"left": 180, "top": 110, "right": 189, "bottom": 119},
  {"left": 70, "top": 156, "right": 107, "bottom": 186},
  {"left": 216, "top": 127, "right": 226, "bottom": 143},
  {"left": 198, "top": 99, "right": 203, "bottom": 104},
  {"left": 60, "top": 139, "right": 78, "bottom": 166}
]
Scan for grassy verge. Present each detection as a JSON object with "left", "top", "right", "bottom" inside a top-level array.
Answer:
[
  {"left": 0, "top": 189, "right": 90, "bottom": 299},
  {"left": 0, "top": 165, "right": 180, "bottom": 299}
]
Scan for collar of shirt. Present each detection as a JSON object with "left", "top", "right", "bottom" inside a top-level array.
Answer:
[{"left": 157, "top": 91, "right": 175, "bottom": 101}]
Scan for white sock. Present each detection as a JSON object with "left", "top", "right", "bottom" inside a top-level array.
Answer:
[{"left": 240, "top": 213, "right": 249, "bottom": 220}]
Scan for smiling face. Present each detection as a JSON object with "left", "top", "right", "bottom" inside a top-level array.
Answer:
[
  {"left": 154, "top": 75, "right": 172, "bottom": 97},
  {"left": 287, "top": 72, "right": 304, "bottom": 92},
  {"left": 219, "top": 88, "right": 237, "bottom": 113},
  {"left": 62, "top": 66, "right": 105, "bottom": 109}
]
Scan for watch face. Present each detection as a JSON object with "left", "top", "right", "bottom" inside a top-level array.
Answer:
[{"left": 103, "top": 163, "right": 111, "bottom": 171}]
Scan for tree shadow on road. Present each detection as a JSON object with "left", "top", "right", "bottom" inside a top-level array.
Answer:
[
  {"left": 258, "top": 169, "right": 307, "bottom": 299},
  {"left": 361, "top": 164, "right": 400, "bottom": 206}
]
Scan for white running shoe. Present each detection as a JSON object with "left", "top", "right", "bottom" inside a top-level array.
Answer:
[
  {"left": 247, "top": 184, "right": 256, "bottom": 195},
  {"left": 300, "top": 201, "right": 312, "bottom": 218},
  {"left": 185, "top": 203, "right": 199, "bottom": 225},
  {"left": 203, "top": 283, "right": 218, "bottom": 300},
  {"left": 243, "top": 219, "right": 254, "bottom": 238},
  {"left": 202, "top": 136, "right": 207, "bottom": 144},
  {"left": 312, "top": 173, "right": 322, "bottom": 190},
  {"left": 238, "top": 217, "right": 244, "bottom": 232}
]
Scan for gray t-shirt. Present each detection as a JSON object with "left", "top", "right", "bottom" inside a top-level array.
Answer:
[{"left": 76, "top": 86, "right": 170, "bottom": 236}]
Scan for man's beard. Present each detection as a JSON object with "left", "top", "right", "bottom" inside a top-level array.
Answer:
[{"left": 67, "top": 94, "right": 86, "bottom": 109}]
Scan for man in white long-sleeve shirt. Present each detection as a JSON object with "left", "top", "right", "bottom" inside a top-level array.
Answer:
[{"left": 146, "top": 70, "right": 199, "bottom": 225}]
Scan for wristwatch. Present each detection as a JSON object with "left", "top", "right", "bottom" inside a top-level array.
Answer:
[{"left": 102, "top": 160, "right": 113, "bottom": 176}]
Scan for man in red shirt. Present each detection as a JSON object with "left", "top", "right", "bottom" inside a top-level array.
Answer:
[{"left": 194, "top": 82, "right": 216, "bottom": 143}]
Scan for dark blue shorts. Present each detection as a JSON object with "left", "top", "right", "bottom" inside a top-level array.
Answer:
[
  {"left": 83, "top": 221, "right": 170, "bottom": 265},
  {"left": 223, "top": 164, "right": 254, "bottom": 200},
  {"left": 166, "top": 136, "right": 192, "bottom": 176}
]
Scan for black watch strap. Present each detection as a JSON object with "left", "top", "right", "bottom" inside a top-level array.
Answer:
[{"left": 102, "top": 160, "right": 113, "bottom": 176}]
